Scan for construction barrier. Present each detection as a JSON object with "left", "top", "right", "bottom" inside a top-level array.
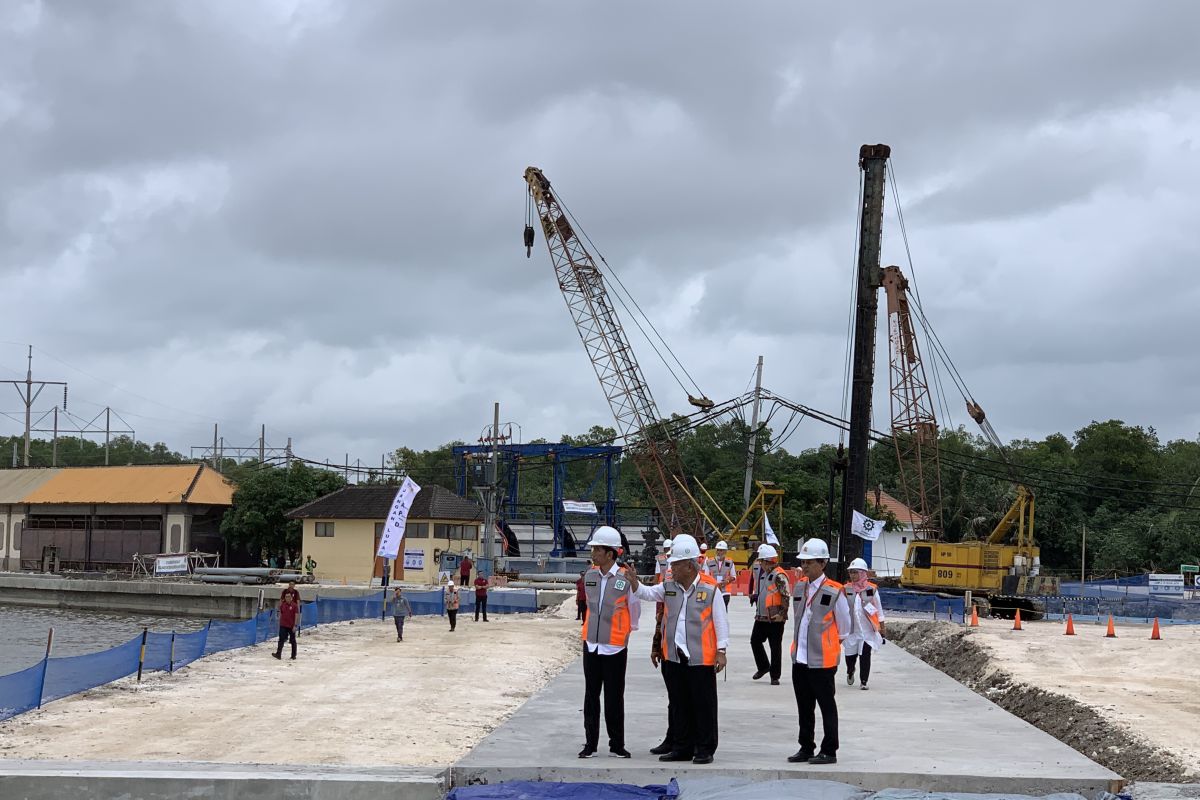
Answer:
[
  {"left": 878, "top": 589, "right": 965, "bottom": 623},
  {"left": 1041, "top": 594, "right": 1200, "bottom": 623},
  {"left": 0, "top": 586, "right": 540, "bottom": 723}
]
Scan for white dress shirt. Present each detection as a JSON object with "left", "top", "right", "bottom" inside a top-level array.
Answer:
[
  {"left": 585, "top": 562, "right": 642, "bottom": 655},
  {"left": 792, "top": 574, "right": 851, "bottom": 666},
  {"left": 634, "top": 576, "right": 730, "bottom": 654}
]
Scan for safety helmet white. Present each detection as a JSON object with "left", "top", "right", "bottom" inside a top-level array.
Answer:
[
  {"left": 662, "top": 538, "right": 673, "bottom": 551},
  {"left": 700, "top": 543, "right": 708, "bottom": 552},
  {"left": 848, "top": 557, "right": 870, "bottom": 572},
  {"left": 757, "top": 543, "right": 778, "bottom": 560},
  {"left": 668, "top": 534, "right": 701, "bottom": 564},
  {"left": 715, "top": 541, "right": 728, "bottom": 551},
  {"left": 586, "top": 526, "right": 623, "bottom": 549},
  {"left": 797, "top": 538, "right": 831, "bottom": 561}
]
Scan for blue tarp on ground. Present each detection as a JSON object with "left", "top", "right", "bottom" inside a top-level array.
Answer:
[{"left": 448, "top": 779, "right": 679, "bottom": 800}]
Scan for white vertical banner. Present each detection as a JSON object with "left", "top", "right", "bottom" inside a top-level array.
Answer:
[
  {"left": 377, "top": 478, "right": 422, "bottom": 559},
  {"left": 763, "top": 515, "right": 780, "bottom": 545}
]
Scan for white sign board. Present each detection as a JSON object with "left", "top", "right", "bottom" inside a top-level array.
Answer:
[
  {"left": 377, "top": 478, "right": 422, "bottom": 559},
  {"left": 562, "top": 500, "right": 598, "bottom": 514},
  {"left": 1148, "top": 573, "right": 1185, "bottom": 598},
  {"left": 154, "top": 555, "right": 189, "bottom": 576},
  {"left": 403, "top": 549, "right": 425, "bottom": 570}
]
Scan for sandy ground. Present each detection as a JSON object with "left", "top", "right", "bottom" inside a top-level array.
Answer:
[
  {"left": 0, "top": 603, "right": 579, "bottom": 766},
  {"left": 966, "top": 616, "right": 1200, "bottom": 770}
]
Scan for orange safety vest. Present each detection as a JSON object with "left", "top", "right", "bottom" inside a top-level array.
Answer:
[
  {"left": 790, "top": 577, "right": 844, "bottom": 668},
  {"left": 581, "top": 566, "right": 633, "bottom": 648},
  {"left": 755, "top": 565, "right": 788, "bottom": 620},
  {"left": 659, "top": 573, "right": 720, "bottom": 665}
]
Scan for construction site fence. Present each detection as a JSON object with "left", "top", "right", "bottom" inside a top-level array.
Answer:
[
  {"left": 877, "top": 589, "right": 965, "bottom": 622},
  {"left": 0, "top": 587, "right": 539, "bottom": 722},
  {"left": 1040, "top": 594, "right": 1200, "bottom": 623}
]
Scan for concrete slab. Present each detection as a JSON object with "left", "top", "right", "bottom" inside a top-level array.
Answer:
[
  {"left": 453, "top": 600, "right": 1122, "bottom": 795},
  {"left": 0, "top": 758, "right": 447, "bottom": 800}
]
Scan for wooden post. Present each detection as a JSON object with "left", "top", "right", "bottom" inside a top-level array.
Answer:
[
  {"left": 169, "top": 632, "right": 176, "bottom": 674},
  {"left": 36, "top": 628, "right": 54, "bottom": 709},
  {"left": 136, "top": 628, "right": 148, "bottom": 682}
]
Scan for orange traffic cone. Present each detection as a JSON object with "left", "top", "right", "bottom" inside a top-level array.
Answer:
[
  {"left": 1012, "top": 608, "right": 1023, "bottom": 631},
  {"left": 1064, "top": 614, "right": 1076, "bottom": 636},
  {"left": 969, "top": 606, "right": 979, "bottom": 627},
  {"left": 1150, "top": 618, "right": 1162, "bottom": 640},
  {"left": 1105, "top": 614, "right": 1117, "bottom": 638}
]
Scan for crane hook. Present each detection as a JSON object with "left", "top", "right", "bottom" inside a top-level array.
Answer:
[{"left": 523, "top": 224, "right": 535, "bottom": 258}]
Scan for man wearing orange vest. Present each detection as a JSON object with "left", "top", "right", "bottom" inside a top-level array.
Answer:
[
  {"left": 707, "top": 541, "right": 737, "bottom": 609},
  {"left": 844, "top": 557, "right": 887, "bottom": 690},
  {"left": 750, "top": 543, "right": 790, "bottom": 685},
  {"left": 579, "top": 526, "right": 642, "bottom": 759},
  {"left": 787, "top": 538, "right": 850, "bottom": 766},
  {"left": 625, "top": 534, "right": 728, "bottom": 765}
]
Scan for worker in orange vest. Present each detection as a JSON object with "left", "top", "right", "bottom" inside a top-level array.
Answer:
[
  {"left": 787, "top": 538, "right": 850, "bottom": 766},
  {"left": 625, "top": 534, "right": 728, "bottom": 764},
  {"left": 708, "top": 541, "right": 737, "bottom": 609},
  {"left": 844, "top": 557, "right": 886, "bottom": 690},
  {"left": 750, "top": 543, "right": 790, "bottom": 684},
  {"left": 579, "top": 526, "right": 641, "bottom": 759}
]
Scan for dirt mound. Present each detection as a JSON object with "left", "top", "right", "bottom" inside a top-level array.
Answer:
[{"left": 889, "top": 620, "right": 1192, "bottom": 784}]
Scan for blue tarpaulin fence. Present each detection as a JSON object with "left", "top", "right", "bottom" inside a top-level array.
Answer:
[
  {"left": 0, "top": 586, "right": 540, "bottom": 722},
  {"left": 879, "top": 588, "right": 965, "bottom": 622}
]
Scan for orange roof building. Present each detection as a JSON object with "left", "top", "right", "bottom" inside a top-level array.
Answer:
[{"left": 0, "top": 464, "right": 234, "bottom": 572}]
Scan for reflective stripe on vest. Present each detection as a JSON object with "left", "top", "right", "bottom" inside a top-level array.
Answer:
[
  {"left": 755, "top": 566, "right": 787, "bottom": 619},
  {"left": 790, "top": 578, "right": 844, "bottom": 668},
  {"left": 846, "top": 583, "right": 882, "bottom": 633},
  {"left": 660, "top": 573, "right": 719, "bottom": 665},
  {"left": 581, "top": 567, "right": 632, "bottom": 647}
]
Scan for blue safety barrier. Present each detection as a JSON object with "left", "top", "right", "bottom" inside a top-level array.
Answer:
[
  {"left": 170, "top": 627, "right": 209, "bottom": 670},
  {"left": 41, "top": 636, "right": 142, "bottom": 704},
  {"left": 0, "top": 661, "right": 47, "bottom": 721},
  {"left": 487, "top": 589, "right": 539, "bottom": 614},
  {"left": 879, "top": 588, "right": 964, "bottom": 622},
  {"left": 1043, "top": 594, "right": 1200, "bottom": 622}
]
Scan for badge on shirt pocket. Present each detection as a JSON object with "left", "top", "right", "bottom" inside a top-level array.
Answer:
[
  {"left": 866, "top": 588, "right": 875, "bottom": 597},
  {"left": 615, "top": 579, "right": 627, "bottom": 591},
  {"left": 585, "top": 581, "right": 598, "bottom": 587},
  {"left": 697, "top": 591, "right": 708, "bottom": 602},
  {"left": 820, "top": 594, "right": 832, "bottom": 606},
  {"left": 665, "top": 590, "right": 677, "bottom": 597}
]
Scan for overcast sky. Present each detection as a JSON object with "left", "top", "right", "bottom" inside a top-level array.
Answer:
[{"left": 2, "top": 1, "right": 1198, "bottom": 472}]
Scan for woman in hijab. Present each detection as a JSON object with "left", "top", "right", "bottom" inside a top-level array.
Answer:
[{"left": 843, "top": 558, "right": 886, "bottom": 690}]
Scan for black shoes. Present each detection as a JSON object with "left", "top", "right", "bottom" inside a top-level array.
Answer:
[
  {"left": 609, "top": 748, "right": 631, "bottom": 759},
  {"left": 809, "top": 753, "right": 837, "bottom": 765},
  {"left": 770, "top": 679, "right": 780, "bottom": 685},
  {"left": 752, "top": 670, "right": 767, "bottom": 680},
  {"left": 692, "top": 755, "right": 713, "bottom": 765},
  {"left": 649, "top": 741, "right": 674, "bottom": 755},
  {"left": 578, "top": 747, "right": 597, "bottom": 759},
  {"left": 846, "top": 671, "right": 855, "bottom": 685},
  {"left": 658, "top": 752, "right": 694, "bottom": 762},
  {"left": 271, "top": 652, "right": 281, "bottom": 660},
  {"left": 787, "top": 750, "right": 814, "bottom": 763}
]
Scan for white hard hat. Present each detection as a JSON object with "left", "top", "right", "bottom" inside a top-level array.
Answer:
[
  {"left": 798, "top": 538, "right": 831, "bottom": 561},
  {"left": 662, "top": 538, "right": 673, "bottom": 550},
  {"left": 715, "top": 541, "right": 728, "bottom": 550},
  {"left": 700, "top": 543, "right": 708, "bottom": 552},
  {"left": 668, "top": 534, "right": 701, "bottom": 564},
  {"left": 757, "top": 543, "right": 778, "bottom": 560},
  {"left": 587, "top": 526, "right": 623, "bottom": 549},
  {"left": 848, "top": 557, "right": 870, "bottom": 572}
]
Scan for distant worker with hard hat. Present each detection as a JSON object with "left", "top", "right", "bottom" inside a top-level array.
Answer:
[
  {"left": 649, "top": 535, "right": 676, "bottom": 757},
  {"left": 787, "top": 537, "right": 850, "bottom": 766},
  {"left": 844, "top": 557, "right": 886, "bottom": 690},
  {"left": 698, "top": 542, "right": 709, "bottom": 573},
  {"left": 708, "top": 541, "right": 737, "bottom": 608},
  {"left": 750, "top": 542, "right": 790, "bottom": 685},
  {"left": 624, "top": 534, "right": 728, "bottom": 765},
  {"left": 579, "top": 525, "right": 642, "bottom": 759},
  {"left": 656, "top": 538, "right": 674, "bottom": 581}
]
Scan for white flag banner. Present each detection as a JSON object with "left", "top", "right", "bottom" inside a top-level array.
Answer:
[
  {"left": 763, "top": 515, "right": 780, "bottom": 545},
  {"left": 377, "top": 478, "right": 422, "bottom": 559},
  {"left": 562, "top": 500, "right": 599, "bottom": 515},
  {"left": 851, "top": 510, "right": 883, "bottom": 542}
]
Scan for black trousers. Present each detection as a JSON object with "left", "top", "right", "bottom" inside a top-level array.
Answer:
[
  {"left": 723, "top": 595, "right": 731, "bottom": 609},
  {"left": 846, "top": 643, "right": 873, "bottom": 684},
  {"left": 275, "top": 625, "right": 297, "bottom": 658},
  {"left": 459, "top": 574, "right": 469, "bottom": 586},
  {"left": 576, "top": 600, "right": 587, "bottom": 621},
  {"left": 582, "top": 647, "right": 627, "bottom": 750},
  {"left": 750, "top": 620, "right": 786, "bottom": 681},
  {"left": 661, "top": 655, "right": 718, "bottom": 758},
  {"left": 475, "top": 597, "right": 488, "bottom": 621},
  {"left": 447, "top": 610, "right": 458, "bottom": 630},
  {"left": 792, "top": 664, "right": 838, "bottom": 755},
  {"left": 393, "top": 616, "right": 407, "bottom": 638}
]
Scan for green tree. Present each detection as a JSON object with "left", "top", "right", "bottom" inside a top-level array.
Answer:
[{"left": 220, "top": 463, "right": 345, "bottom": 563}]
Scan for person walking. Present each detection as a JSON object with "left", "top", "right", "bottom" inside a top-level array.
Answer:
[
  {"left": 579, "top": 526, "right": 641, "bottom": 760},
  {"left": 459, "top": 554, "right": 473, "bottom": 587},
  {"left": 445, "top": 580, "right": 461, "bottom": 631},
  {"left": 708, "top": 541, "right": 737, "bottom": 608},
  {"left": 698, "top": 543, "right": 709, "bottom": 573},
  {"left": 625, "top": 534, "right": 728, "bottom": 765},
  {"left": 787, "top": 538, "right": 850, "bottom": 766},
  {"left": 750, "top": 543, "right": 790, "bottom": 684},
  {"left": 392, "top": 586, "right": 413, "bottom": 641},
  {"left": 576, "top": 570, "right": 588, "bottom": 621},
  {"left": 844, "top": 557, "right": 886, "bottom": 690},
  {"left": 272, "top": 588, "right": 300, "bottom": 660},
  {"left": 473, "top": 573, "right": 490, "bottom": 622}
]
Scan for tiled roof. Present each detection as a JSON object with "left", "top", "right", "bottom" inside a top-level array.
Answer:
[
  {"left": 869, "top": 487, "right": 924, "bottom": 526},
  {"left": 287, "top": 484, "right": 484, "bottom": 522},
  {"left": 1, "top": 464, "right": 234, "bottom": 505}
]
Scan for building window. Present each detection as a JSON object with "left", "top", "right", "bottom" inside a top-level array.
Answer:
[
  {"left": 406, "top": 522, "right": 429, "bottom": 539},
  {"left": 435, "top": 523, "right": 475, "bottom": 540},
  {"left": 901, "top": 536, "right": 908, "bottom": 544},
  {"left": 315, "top": 522, "right": 335, "bottom": 538}
]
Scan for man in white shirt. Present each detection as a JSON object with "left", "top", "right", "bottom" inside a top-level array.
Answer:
[
  {"left": 624, "top": 534, "right": 728, "bottom": 765},
  {"left": 579, "top": 526, "right": 642, "bottom": 759},
  {"left": 787, "top": 538, "right": 850, "bottom": 766}
]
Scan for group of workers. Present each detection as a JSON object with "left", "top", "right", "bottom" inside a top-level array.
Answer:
[{"left": 578, "top": 526, "right": 886, "bottom": 766}]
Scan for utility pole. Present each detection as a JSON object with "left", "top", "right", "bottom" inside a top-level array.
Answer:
[
  {"left": 838, "top": 144, "right": 891, "bottom": 577},
  {"left": 52, "top": 407, "right": 58, "bottom": 467},
  {"left": 1080, "top": 524, "right": 1086, "bottom": 586},
  {"left": 742, "top": 356, "right": 764, "bottom": 511},
  {"left": 259, "top": 424, "right": 265, "bottom": 463},
  {"left": 0, "top": 346, "right": 67, "bottom": 467},
  {"left": 483, "top": 402, "right": 501, "bottom": 577},
  {"left": 212, "top": 424, "right": 219, "bottom": 471},
  {"left": 104, "top": 407, "right": 111, "bottom": 466}
]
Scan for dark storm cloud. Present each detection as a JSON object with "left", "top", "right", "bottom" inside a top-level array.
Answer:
[{"left": 2, "top": 0, "right": 1198, "bottom": 466}]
